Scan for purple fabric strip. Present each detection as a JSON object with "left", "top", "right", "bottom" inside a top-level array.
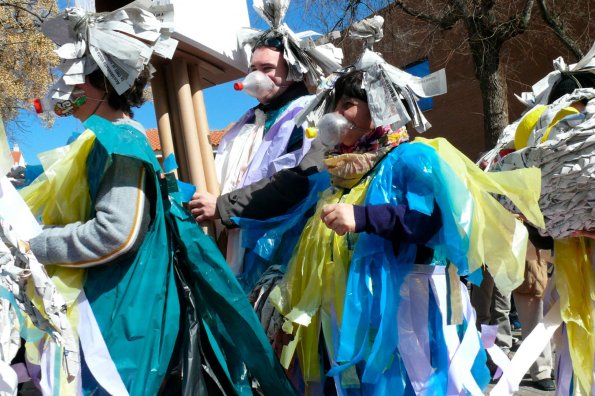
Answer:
[
  {"left": 216, "top": 109, "right": 255, "bottom": 151},
  {"left": 11, "top": 363, "right": 30, "bottom": 383},
  {"left": 241, "top": 97, "right": 312, "bottom": 187}
]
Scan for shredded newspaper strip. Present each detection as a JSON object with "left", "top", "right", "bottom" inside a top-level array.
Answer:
[
  {"left": 480, "top": 44, "right": 595, "bottom": 239},
  {"left": 494, "top": 90, "right": 595, "bottom": 238},
  {"left": 0, "top": 216, "right": 80, "bottom": 383},
  {"left": 295, "top": 16, "right": 447, "bottom": 133}
]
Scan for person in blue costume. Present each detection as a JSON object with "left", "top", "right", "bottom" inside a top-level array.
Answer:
[
  {"left": 231, "top": 68, "right": 491, "bottom": 394},
  {"left": 21, "top": 6, "right": 295, "bottom": 396},
  {"left": 228, "top": 60, "right": 543, "bottom": 396}
]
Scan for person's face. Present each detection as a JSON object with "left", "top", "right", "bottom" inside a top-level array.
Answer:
[
  {"left": 249, "top": 46, "right": 290, "bottom": 103},
  {"left": 71, "top": 80, "right": 105, "bottom": 121},
  {"left": 333, "top": 95, "right": 374, "bottom": 146}
]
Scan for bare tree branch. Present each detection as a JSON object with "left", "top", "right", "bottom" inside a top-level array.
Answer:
[
  {"left": 0, "top": 1, "right": 45, "bottom": 25},
  {"left": 496, "top": 0, "right": 535, "bottom": 43},
  {"left": 537, "top": 0, "right": 584, "bottom": 60},
  {"left": 391, "top": 0, "right": 461, "bottom": 29}
]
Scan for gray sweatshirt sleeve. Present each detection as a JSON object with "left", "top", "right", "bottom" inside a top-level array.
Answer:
[{"left": 30, "top": 155, "right": 152, "bottom": 267}]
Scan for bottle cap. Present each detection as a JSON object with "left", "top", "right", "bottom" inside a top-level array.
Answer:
[
  {"left": 33, "top": 98, "right": 43, "bottom": 114},
  {"left": 305, "top": 127, "right": 318, "bottom": 139},
  {"left": 233, "top": 82, "right": 244, "bottom": 91}
]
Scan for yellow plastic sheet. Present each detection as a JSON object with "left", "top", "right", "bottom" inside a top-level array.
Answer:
[
  {"left": 417, "top": 138, "right": 544, "bottom": 294},
  {"left": 554, "top": 237, "right": 595, "bottom": 395},
  {"left": 21, "top": 130, "right": 96, "bottom": 225},
  {"left": 540, "top": 107, "right": 580, "bottom": 144},
  {"left": 269, "top": 178, "right": 370, "bottom": 390},
  {"left": 19, "top": 131, "right": 96, "bottom": 393},
  {"left": 514, "top": 105, "right": 547, "bottom": 150}
]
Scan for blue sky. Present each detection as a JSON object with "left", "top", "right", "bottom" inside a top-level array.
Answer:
[{"left": 10, "top": 0, "right": 321, "bottom": 164}]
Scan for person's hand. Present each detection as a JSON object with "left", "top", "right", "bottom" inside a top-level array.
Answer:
[
  {"left": 570, "top": 229, "right": 595, "bottom": 239},
  {"left": 188, "top": 192, "right": 220, "bottom": 222},
  {"left": 320, "top": 203, "right": 356, "bottom": 236}
]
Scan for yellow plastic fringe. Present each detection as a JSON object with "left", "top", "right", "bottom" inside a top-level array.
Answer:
[
  {"left": 416, "top": 138, "right": 544, "bottom": 294},
  {"left": 269, "top": 177, "right": 371, "bottom": 391},
  {"left": 514, "top": 105, "right": 547, "bottom": 150},
  {"left": 554, "top": 237, "right": 595, "bottom": 395},
  {"left": 20, "top": 130, "right": 96, "bottom": 393}
]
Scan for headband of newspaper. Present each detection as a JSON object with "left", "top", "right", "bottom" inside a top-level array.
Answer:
[
  {"left": 42, "top": 4, "right": 177, "bottom": 102},
  {"left": 237, "top": 0, "right": 343, "bottom": 87},
  {"left": 516, "top": 41, "right": 595, "bottom": 108},
  {"left": 296, "top": 15, "right": 447, "bottom": 133}
]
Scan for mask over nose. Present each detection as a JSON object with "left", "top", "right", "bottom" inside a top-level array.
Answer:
[
  {"left": 315, "top": 113, "right": 352, "bottom": 148},
  {"left": 33, "top": 80, "right": 87, "bottom": 117},
  {"left": 234, "top": 71, "right": 275, "bottom": 100}
]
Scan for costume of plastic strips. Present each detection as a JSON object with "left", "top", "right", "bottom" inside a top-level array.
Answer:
[
  {"left": 10, "top": 6, "right": 296, "bottom": 396},
  {"left": 17, "top": 116, "right": 296, "bottom": 396},
  {"left": 0, "top": 217, "right": 78, "bottom": 396},
  {"left": 481, "top": 45, "right": 595, "bottom": 395},
  {"left": 234, "top": 17, "right": 544, "bottom": 395}
]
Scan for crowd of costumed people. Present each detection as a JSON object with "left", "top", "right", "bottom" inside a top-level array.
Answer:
[{"left": 0, "top": 0, "right": 593, "bottom": 395}]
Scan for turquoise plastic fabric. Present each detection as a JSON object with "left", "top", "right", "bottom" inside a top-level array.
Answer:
[
  {"left": 81, "top": 116, "right": 179, "bottom": 396},
  {"left": 167, "top": 197, "right": 296, "bottom": 395},
  {"left": 81, "top": 115, "right": 295, "bottom": 395}
]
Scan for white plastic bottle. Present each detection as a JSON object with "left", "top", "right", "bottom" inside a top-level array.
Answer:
[
  {"left": 234, "top": 71, "right": 275, "bottom": 99},
  {"left": 306, "top": 113, "right": 351, "bottom": 148}
]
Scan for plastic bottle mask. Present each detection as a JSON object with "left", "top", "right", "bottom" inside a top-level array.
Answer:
[
  {"left": 34, "top": 90, "right": 87, "bottom": 117},
  {"left": 315, "top": 113, "right": 352, "bottom": 147},
  {"left": 234, "top": 71, "right": 275, "bottom": 100}
]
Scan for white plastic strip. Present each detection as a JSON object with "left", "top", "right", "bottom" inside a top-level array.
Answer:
[
  {"left": 77, "top": 293, "right": 129, "bottom": 396},
  {"left": 0, "top": 359, "right": 17, "bottom": 395},
  {"left": 430, "top": 275, "right": 483, "bottom": 396},
  {"left": 397, "top": 272, "right": 433, "bottom": 393},
  {"left": 490, "top": 300, "right": 562, "bottom": 395}
]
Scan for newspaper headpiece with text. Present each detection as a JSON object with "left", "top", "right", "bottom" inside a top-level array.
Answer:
[
  {"left": 478, "top": 42, "right": 595, "bottom": 238},
  {"left": 38, "top": 4, "right": 177, "bottom": 115},
  {"left": 515, "top": 42, "right": 595, "bottom": 108},
  {"left": 237, "top": 0, "right": 343, "bottom": 87},
  {"left": 296, "top": 15, "right": 447, "bottom": 134}
]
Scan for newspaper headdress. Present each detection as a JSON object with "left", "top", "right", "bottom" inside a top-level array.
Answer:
[
  {"left": 296, "top": 16, "right": 447, "bottom": 133},
  {"left": 237, "top": 0, "right": 343, "bottom": 87},
  {"left": 40, "top": 4, "right": 177, "bottom": 109},
  {"left": 516, "top": 42, "right": 595, "bottom": 108}
]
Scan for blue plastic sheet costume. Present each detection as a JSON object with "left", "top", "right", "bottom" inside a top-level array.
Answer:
[{"left": 235, "top": 138, "right": 543, "bottom": 395}]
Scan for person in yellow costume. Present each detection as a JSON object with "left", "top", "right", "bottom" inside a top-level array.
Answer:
[{"left": 488, "top": 64, "right": 595, "bottom": 395}]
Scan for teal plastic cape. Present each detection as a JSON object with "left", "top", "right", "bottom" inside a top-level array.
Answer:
[{"left": 59, "top": 116, "right": 294, "bottom": 395}]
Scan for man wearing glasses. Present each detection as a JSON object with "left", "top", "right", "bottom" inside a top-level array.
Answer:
[{"left": 189, "top": 29, "right": 341, "bottom": 271}]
